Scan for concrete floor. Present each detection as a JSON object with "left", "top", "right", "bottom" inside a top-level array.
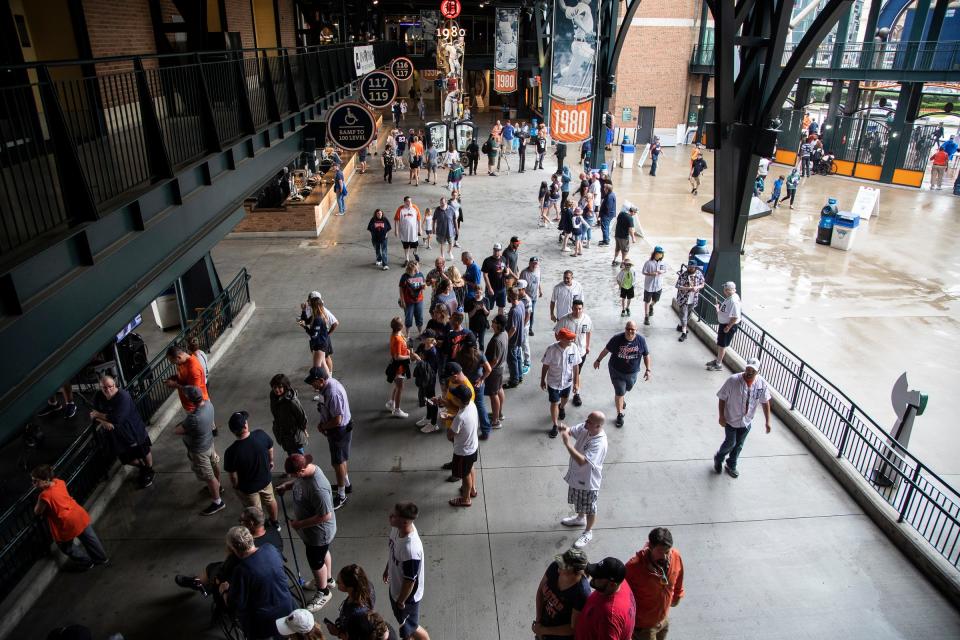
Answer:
[{"left": 11, "top": 124, "right": 960, "bottom": 639}]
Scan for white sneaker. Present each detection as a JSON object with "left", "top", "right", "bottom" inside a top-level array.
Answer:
[
  {"left": 392, "top": 408, "right": 409, "bottom": 419},
  {"left": 385, "top": 400, "right": 395, "bottom": 411},
  {"left": 375, "top": 261, "right": 382, "bottom": 266},
  {"left": 491, "top": 421, "right": 503, "bottom": 430},
  {"left": 416, "top": 417, "right": 431, "bottom": 427},
  {"left": 561, "top": 515, "right": 586, "bottom": 527},
  {"left": 313, "top": 395, "right": 321, "bottom": 401},
  {"left": 382, "top": 265, "right": 390, "bottom": 271},
  {"left": 420, "top": 423, "right": 440, "bottom": 433},
  {"left": 573, "top": 530, "right": 593, "bottom": 548},
  {"left": 306, "top": 590, "right": 332, "bottom": 612}
]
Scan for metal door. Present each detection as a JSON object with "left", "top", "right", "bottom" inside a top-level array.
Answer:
[{"left": 635, "top": 106, "right": 656, "bottom": 145}]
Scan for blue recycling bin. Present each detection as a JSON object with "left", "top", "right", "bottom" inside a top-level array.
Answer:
[{"left": 816, "top": 198, "right": 838, "bottom": 246}]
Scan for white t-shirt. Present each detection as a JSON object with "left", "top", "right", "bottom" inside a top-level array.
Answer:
[
  {"left": 395, "top": 205, "right": 421, "bottom": 243},
  {"left": 554, "top": 312, "right": 592, "bottom": 358},
  {"left": 519, "top": 267, "right": 541, "bottom": 298},
  {"left": 541, "top": 342, "right": 579, "bottom": 390},
  {"left": 551, "top": 281, "right": 584, "bottom": 319},
  {"left": 450, "top": 402, "right": 479, "bottom": 456},
  {"left": 642, "top": 259, "right": 668, "bottom": 293},
  {"left": 758, "top": 157, "right": 771, "bottom": 176},
  {"left": 387, "top": 526, "right": 425, "bottom": 603},
  {"left": 447, "top": 149, "right": 460, "bottom": 165},
  {"left": 717, "top": 373, "right": 772, "bottom": 428},
  {"left": 717, "top": 293, "right": 742, "bottom": 324},
  {"left": 563, "top": 423, "right": 608, "bottom": 491},
  {"left": 589, "top": 180, "right": 601, "bottom": 207}
]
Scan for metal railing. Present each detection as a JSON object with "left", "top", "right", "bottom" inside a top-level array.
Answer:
[
  {"left": 693, "top": 284, "right": 960, "bottom": 569},
  {"left": 0, "top": 268, "right": 251, "bottom": 604},
  {"left": 0, "top": 42, "right": 402, "bottom": 258}
]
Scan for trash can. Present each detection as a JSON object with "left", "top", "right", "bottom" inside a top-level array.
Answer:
[
  {"left": 620, "top": 144, "right": 635, "bottom": 168},
  {"left": 831, "top": 212, "right": 860, "bottom": 251},
  {"left": 151, "top": 290, "right": 181, "bottom": 330},
  {"left": 689, "top": 238, "right": 709, "bottom": 262},
  {"left": 692, "top": 252, "right": 710, "bottom": 274},
  {"left": 816, "top": 198, "right": 838, "bottom": 246}
]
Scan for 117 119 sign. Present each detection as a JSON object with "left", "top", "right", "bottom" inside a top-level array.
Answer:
[
  {"left": 550, "top": 101, "right": 593, "bottom": 143},
  {"left": 360, "top": 70, "right": 398, "bottom": 109}
]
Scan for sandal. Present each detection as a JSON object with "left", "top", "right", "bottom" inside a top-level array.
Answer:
[
  {"left": 470, "top": 488, "right": 478, "bottom": 498},
  {"left": 449, "top": 497, "right": 472, "bottom": 507}
]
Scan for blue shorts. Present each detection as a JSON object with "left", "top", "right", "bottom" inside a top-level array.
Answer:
[
  {"left": 547, "top": 385, "right": 571, "bottom": 404},
  {"left": 608, "top": 366, "right": 638, "bottom": 397},
  {"left": 326, "top": 424, "right": 352, "bottom": 465},
  {"left": 390, "top": 595, "right": 422, "bottom": 638},
  {"left": 486, "top": 288, "right": 507, "bottom": 309}
]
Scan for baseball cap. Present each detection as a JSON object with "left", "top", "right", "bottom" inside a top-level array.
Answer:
[
  {"left": 442, "top": 362, "right": 463, "bottom": 378},
  {"left": 745, "top": 358, "right": 761, "bottom": 371},
  {"left": 450, "top": 384, "right": 473, "bottom": 406},
  {"left": 654, "top": 245, "right": 664, "bottom": 253},
  {"left": 276, "top": 609, "right": 314, "bottom": 635},
  {"left": 228, "top": 411, "right": 249, "bottom": 434},
  {"left": 304, "top": 366, "right": 329, "bottom": 384},
  {"left": 585, "top": 557, "right": 627, "bottom": 583},
  {"left": 529, "top": 256, "right": 540, "bottom": 263},
  {"left": 183, "top": 385, "right": 203, "bottom": 403},
  {"left": 687, "top": 259, "right": 698, "bottom": 267},
  {"left": 308, "top": 291, "right": 322, "bottom": 301},
  {"left": 555, "top": 548, "right": 588, "bottom": 571},
  {"left": 284, "top": 453, "right": 314, "bottom": 475},
  {"left": 510, "top": 236, "right": 521, "bottom": 244},
  {"left": 556, "top": 327, "right": 576, "bottom": 341},
  {"left": 492, "top": 242, "right": 503, "bottom": 251},
  {"left": 516, "top": 279, "right": 528, "bottom": 289}
]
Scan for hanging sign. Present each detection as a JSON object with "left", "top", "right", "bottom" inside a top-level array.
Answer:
[
  {"left": 326, "top": 102, "right": 376, "bottom": 151},
  {"left": 548, "top": 0, "right": 600, "bottom": 142},
  {"left": 440, "top": 0, "right": 461, "bottom": 19},
  {"left": 360, "top": 70, "right": 398, "bottom": 109},
  {"left": 353, "top": 45, "right": 375, "bottom": 77},
  {"left": 494, "top": 8, "right": 519, "bottom": 94},
  {"left": 390, "top": 57, "right": 415, "bottom": 82}
]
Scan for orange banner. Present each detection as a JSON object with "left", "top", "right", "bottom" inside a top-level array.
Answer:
[
  {"left": 550, "top": 101, "right": 593, "bottom": 143},
  {"left": 494, "top": 69, "right": 518, "bottom": 94}
]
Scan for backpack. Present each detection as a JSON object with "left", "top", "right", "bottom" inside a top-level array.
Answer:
[{"left": 481, "top": 140, "right": 491, "bottom": 154}]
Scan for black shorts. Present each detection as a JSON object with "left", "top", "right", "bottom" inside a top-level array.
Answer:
[
  {"left": 118, "top": 441, "right": 152, "bottom": 465},
  {"left": 326, "top": 424, "right": 353, "bottom": 465},
  {"left": 305, "top": 543, "right": 330, "bottom": 570},
  {"left": 402, "top": 240, "right": 419, "bottom": 249},
  {"left": 620, "top": 287, "right": 634, "bottom": 300},
  {"left": 391, "top": 595, "right": 422, "bottom": 638},
  {"left": 717, "top": 324, "right": 739, "bottom": 347},
  {"left": 452, "top": 451, "right": 478, "bottom": 479},
  {"left": 643, "top": 290, "right": 662, "bottom": 303},
  {"left": 410, "top": 157, "right": 422, "bottom": 168},
  {"left": 310, "top": 337, "right": 329, "bottom": 353},
  {"left": 484, "top": 371, "right": 503, "bottom": 396}
]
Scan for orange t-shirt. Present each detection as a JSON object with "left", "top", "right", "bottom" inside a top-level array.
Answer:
[
  {"left": 176, "top": 354, "right": 209, "bottom": 412},
  {"left": 410, "top": 141, "right": 424, "bottom": 157},
  {"left": 390, "top": 334, "right": 410, "bottom": 359},
  {"left": 39, "top": 479, "right": 91, "bottom": 542},
  {"left": 625, "top": 547, "right": 685, "bottom": 629}
]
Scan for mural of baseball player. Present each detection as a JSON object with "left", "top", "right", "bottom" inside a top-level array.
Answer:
[{"left": 551, "top": 0, "right": 599, "bottom": 102}]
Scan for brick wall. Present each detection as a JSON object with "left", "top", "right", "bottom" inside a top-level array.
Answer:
[
  {"left": 82, "top": 0, "right": 156, "bottom": 72},
  {"left": 278, "top": 0, "right": 298, "bottom": 49},
  {"left": 225, "top": 0, "right": 256, "bottom": 49}
]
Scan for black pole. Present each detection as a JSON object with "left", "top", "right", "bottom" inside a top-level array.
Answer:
[{"left": 278, "top": 488, "right": 304, "bottom": 583}]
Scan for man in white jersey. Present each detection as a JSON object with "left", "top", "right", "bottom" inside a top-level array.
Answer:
[{"left": 384, "top": 502, "right": 431, "bottom": 640}]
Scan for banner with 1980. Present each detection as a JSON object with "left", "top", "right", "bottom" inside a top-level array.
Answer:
[{"left": 549, "top": 0, "right": 600, "bottom": 143}]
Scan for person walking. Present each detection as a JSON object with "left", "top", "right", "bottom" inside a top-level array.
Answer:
[
  {"left": 368, "top": 208, "right": 392, "bottom": 271},
  {"left": 554, "top": 298, "right": 592, "bottom": 408},
  {"left": 616, "top": 258, "right": 637, "bottom": 317},
  {"left": 446, "top": 384, "right": 479, "bottom": 506},
  {"left": 90, "top": 375, "right": 155, "bottom": 488},
  {"left": 299, "top": 294, "right": 333, "bottom": 373},
  {"left": 535, "top": 125, "right": 548, "bottom": 170},
  {"left": 714, "top": 358, "right": 772, "bottom": 478},
  {"left": 641, "top": 247, "right": 668, "bottom": 326},
  {"left": 517, "top": 124, "right": 528, "bottom": 172},
  {"left": 532, "top": 548, "right": 591, "bottom": 639},
  {"left": 558, "top": 411, "right": 608, "bottom": 549},
  {"left": 625, "top": 527, "right": 685, "bottom": 640},
  {"left": 499, "top": 120, "right": 515, "bottom": 172},
  {"left": 425, "top": 140, "right": 438, "bottom": 185},
  {"left": 930, "top": 146, "right": 949, "bottom": 190},
  {"left": 304, "top": 366, "right": 354, "bottom": 507},
  {"left": 466, "top": 137, "right": 480, "bottom": 176},
  {"left": 519, "top": 256, "right": 543, "bottom": 335},
  {"left": 277, "top": 453, "right": 337, "bottom": 612},
  {"left": 577, "top": 558, "right": 636, "bottom": 639},
  {"left": 592, "top": 322, "right": 651, "bottom": 428},
  {"left": 799, "top": 138, "right": 813, "bottom": 177},
  {"left": 333, "top": 163, "right": 347, "bottom": 216},
  {"left": 173, "top": 385, "right": 224, "bottom": 516},
  {"left": 780, "top": 168, "right": 800, "bottom": 209},
  {"left": 269, "top": 373, "right": 308, "bottom": 456},
  {"left": 598, "top": 184, "right": 616, "bottom": 246},
  {"left": 483, "top": 133, "right": 499, "bottom": 176},
  {"left": 674, "top": 261, "right": 705, "bottom": 342},
  {"left": 433, "top": 197, "right": 457, "bottom": 261},
  {"left": 383, "top": 143, "right": 396, "bottom": 184},
  {"left": 165, "top": 344, "right": 210, "bottom": 415},
  {"left": 542, "top": 328, "right": 581, "bottom": 438},
  {"left": 408, "top": 136, "right": 424, "bottom": 186},
  {"left": 689, "top": 152, "right": 707, "bottom": 195},
  {"left": 395, "top": 130, "right": 407, "bottom": 170},
  {"left": 31, "top": 464, "right": 109, "bottom": 571},
  {"left": 417, "top": 95, "right": 426, "bottom": 120},
  {"left": 394, "top": 197, "right": 422, "bottom": 265},
  {"left": 706, "top": 281, "right": 742, "bottom": 371},
  {"left": 550, "top": 270, "right": 585, "bottom": 323},
  {"left": 384, "top": 502, "right": 431, "bottom": 640},
  {"left": 648, "top": 137, "right": 661, "bottom": 176},
  {"left": 612, "top": 206, "right": 637, "bottom": 267},
  {"left": 399, "top": 260, "right": 427, "bottom": 336},
  {"left": 223, "top": 411, "right": 280, "bottom": 526}
]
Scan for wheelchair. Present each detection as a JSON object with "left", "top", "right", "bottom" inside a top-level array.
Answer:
[
  {"left": 214, "top": 564, "right": 306, "bottom": 640},
  {"left": 813, "top": 155, "right": 837, "bottom": 176}
]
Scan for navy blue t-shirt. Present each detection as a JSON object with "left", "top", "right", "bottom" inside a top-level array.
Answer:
[
  {"left": 538, "top": 561, "right": 590, "bottom": 640},
  {"left": 229, "top": 543, "right": 294, "bottom": 639},
  {"left": 223, "top": 429, "right": 274, "bottom": 494},
  {"left": 367, "top": 216, "right": 391, "bottom": 242},
  {"left": 605, "top": 333, "right": 649, "bottom": 374}
]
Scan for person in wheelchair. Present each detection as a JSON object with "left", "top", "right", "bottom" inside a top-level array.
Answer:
[
  {"left": 175, "top": 506, "right": 284, "bottom": 597},
  {"left": 814, "top": 152, "right": 835, "bottom": 176}
]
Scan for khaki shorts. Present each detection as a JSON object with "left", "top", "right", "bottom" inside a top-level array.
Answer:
[
  {"left": 236, "top": 481, "right": 276, "bottom": 510},
  {"left": 187, "top": 446, "right": 221, "bottom": 482},
  {"left": 615, "top": 237, "right": 631, "bottom": 254}
]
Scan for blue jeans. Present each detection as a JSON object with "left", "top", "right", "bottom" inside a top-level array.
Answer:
[
  {"left": 403, "top": 301, "right": 424, "bottom": 330},
  {"left": 507, "top": 344, "right": 523, "bottom": 384},
  {"left": 650, "top": 155, "right": 659, "bottom": 175},
  {"left": 715, "top": 424, "right": 752, "bottom": 469},
  {"left": 474, "top": 383, "right": 492, "bottom": 435},
  {"left": 336, "top": 191, "right": 346, "bottom": 213},
  {"left": 529, "top": 298, "right": 537, "bottom": 328},
  {"left": 374, "top": 238, "right": 388, "bottom": 266},
  {"left": 600, "top": 217, "right": 612, "bottom": 244}
]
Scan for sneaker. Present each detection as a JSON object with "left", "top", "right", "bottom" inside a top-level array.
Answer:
[
  {"left": 676, "top": 324, "right": 683, "bottom": 332},
  {"left": 522, "top": 364, "right": 531, "bottom": 376},
  {"left": 611, "top": 260, "right": 619, "bottom": 266},
  {"left": 385, "top": 400, "right": 395, "bottom": 411},
  {"left": 333, "top": 494, "right": 348, "bottom": 510},
  {"left": 528, "top": 328, "right": 534, "bottom": 336},
  {"left": 416, "top": 417, "right": 431, "bottom": 427},
  {"left": 714, "top": 458, "right": 723, "bottom": 473},
  {"left": 63, "top": 403, "right": 78, "bottom": 419},
  {"left": 558, "top": 407, "right": 566, "bottom": 420},
  {"left": 679, "top": 333, "right": 688, "bottom": 342},
  {"left": 626, "top": 308, "right": 631, "bottom": 316},
  {"left": 454, "top": 241, "right": 461, "bottom": 248},
  {"left": 327, "top": 577, "right": 337, "bottom": 589},
  {"left": 314, "top": 394, "right": 321, "bottom": 401},
  {"left": 307, "top": 590, "right": 332, "bottom": 612},
  {"left": 140, "top": 469, "right": 156, "bottom": 488},
  {"left": 615, "top": 413, "right": 624, "bottom": 428},
  {"left": 382, "top": 265, "right": 389, "bottom": 271},
  {"left": 175, "top": 575, "right": 206, "bottom": 594},
  {"left": 548, "top": 425, "right": 559, "bottom": 438},
  {"left": 725, "top": 464, "right": 740, "bottom": 478},
  {"left": 707, "top": 362, "right": 723, "bottom": 371},
  {"left": 705, "top": 359, "right": 718, "bottom": 367},
  {"left": 561, "top": 515, "right": 586, "bottom": 527},
  {"left": 392, "top": 408, "right": 409, "bottom": 419},
  {"left": 491, "top": 421, "right": 503, "bottom": 429},
  {"left": 37, "top": 402, "right": 62, "bottom": 417},
  {"left": 573, "top": 530, "right": 594, "bottom": 548},
  {"left": 572, "top": 393, "right": 582, "bottom": 407},
  {"left": 649, "top": 306, "right": 655, "bottom": 316},
  {"left": 644, "top": 316, "right": 650, "bottom": 325},
  {"left": 420, "top": 422, "right": 440, "bottom": 433},
  {"left": 199, "top": 501, "right": 226, "bottom": 516},
  {"left": 445, "top": 474, "right": 460, "bottom": 482},
  {"left": 478, "top": 432, "right": 489, "bottom": 441},
  {"left": 441, "top": 461, "right": 454, "bottom": 470},
  {"left": 376, "top": 261, "right": 382, "bottom": 267},
  {"left": 620, "top": 309, "right": 627, "bottom": 317},
  {"left": 270, "top": 519, "right": 281, "bottom": 531}
]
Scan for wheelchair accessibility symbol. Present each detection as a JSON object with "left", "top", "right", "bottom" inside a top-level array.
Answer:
[
  {"left": 344, "top": 108, "right": 358, "bottom": 125},
  {"left": 327, "top": 102, "right": 375, "bottom": 151}
]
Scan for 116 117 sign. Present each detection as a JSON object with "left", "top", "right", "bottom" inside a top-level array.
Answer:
[
  {"left": 360, "top": 70, "right": 398, "bottom": 109},
  {"left": 390, "top": 57, "right": 414, "bottom": 82},
  {"left": 550, "top": 101, "right": 593, "bottom": 143}
]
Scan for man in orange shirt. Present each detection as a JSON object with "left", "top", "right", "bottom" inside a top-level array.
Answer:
[
  {"left": 32, "top": 464, "right": 109, "bottom": 570},
  {"left": 930, "top": 147, "right": 949, "bottom": 190},
  {"left": 165, "top": 344, "right": 209, "bottom": 413},
  {"left": 625, "top": 527, "right": 684, "bottom": 639}
]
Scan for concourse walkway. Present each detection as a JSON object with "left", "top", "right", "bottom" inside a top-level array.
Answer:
[{"left": 11, "top": 128, "right": 960, "bottom": 639}]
